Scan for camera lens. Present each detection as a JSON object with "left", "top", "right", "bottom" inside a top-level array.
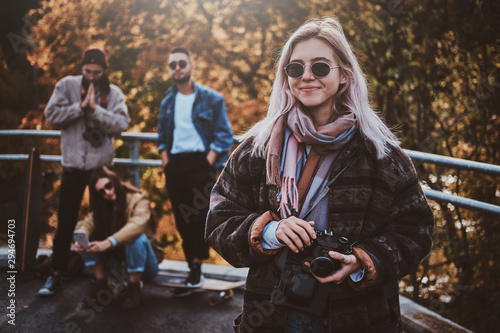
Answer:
[{"left": 310, "top": 256, "right": 339, "bottom": 278}]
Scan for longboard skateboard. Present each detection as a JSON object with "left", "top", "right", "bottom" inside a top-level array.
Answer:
[
  {"left": 16, "top": 148, "right": 42, "bottom": 272},
  {"left": 152, "top": 272, "right": 245, "bottom": 306}
]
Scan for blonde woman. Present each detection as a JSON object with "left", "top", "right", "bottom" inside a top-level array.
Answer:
[{"left": 206, "top": 17, "right": 433, "bottom": 332}]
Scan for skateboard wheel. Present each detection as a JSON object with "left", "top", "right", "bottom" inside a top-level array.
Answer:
[
  {"left": 208, "top": 294, "right": 221, "bottom": 306},
  {"left": 222, "top": 289, "right": 234, "bottom": 300}
]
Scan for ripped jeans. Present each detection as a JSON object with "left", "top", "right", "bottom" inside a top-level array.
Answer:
[{"left": 81, "top": 233, "right": 159, "bottom": 280}]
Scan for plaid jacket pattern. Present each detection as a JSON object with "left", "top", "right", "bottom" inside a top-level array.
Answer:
[{"left": 206, "top": 134, "right": 434, "bottom": 333}]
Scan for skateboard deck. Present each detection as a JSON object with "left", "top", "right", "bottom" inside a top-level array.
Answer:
[
  {"left": 152, "top": 272, "right": 245, "bottom": 305},
  {"left": 16, "top": 148, "right": 42, "bottom": 272}
]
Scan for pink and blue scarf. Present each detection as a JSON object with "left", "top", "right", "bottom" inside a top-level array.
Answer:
[{"left": 266, "top": 104, "right": 357, "bottom": 221}]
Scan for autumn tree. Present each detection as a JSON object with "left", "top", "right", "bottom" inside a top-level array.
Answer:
[{"left": 0, "top": 1, "right": 498, "bottom": 330}]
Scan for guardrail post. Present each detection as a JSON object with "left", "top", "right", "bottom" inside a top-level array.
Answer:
[{"left": 128, "top": 139, "right": 140, "bottom": 187}]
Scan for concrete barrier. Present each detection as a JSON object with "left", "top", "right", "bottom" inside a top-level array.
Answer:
[{"left": 400, "top": 295, "right": 473, "bottom": 333}]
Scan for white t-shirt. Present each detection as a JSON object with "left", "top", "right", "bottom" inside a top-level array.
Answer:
[{"left": 171, "top": 92, "right": 206, "bottom": 154}]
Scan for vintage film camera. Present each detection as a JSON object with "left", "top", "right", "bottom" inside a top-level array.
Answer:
[
  {"left": 289, "top": 230, "right": 353, "bottom": 277},
  {"left": 82, "top": 127, "right": 105, "bottom": 148},
  {"left": 273, "top": 231, "right": 354, "bottom": 314}
]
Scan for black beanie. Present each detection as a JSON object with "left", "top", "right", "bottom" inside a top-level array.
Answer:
[{"left": 81, "top": 48, "right": 109, "bottom": 70}]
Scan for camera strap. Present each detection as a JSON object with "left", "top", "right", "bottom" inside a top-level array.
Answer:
[{"left": 302, "top": 147, "right": 359, "bottom": 220}]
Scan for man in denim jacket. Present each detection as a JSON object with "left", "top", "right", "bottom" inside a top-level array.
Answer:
[{"left": 158, "top": 47, "right": 233, "bottom": 286}]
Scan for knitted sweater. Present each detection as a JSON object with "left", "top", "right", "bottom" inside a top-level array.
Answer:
[{"left": 44, "top": 75, "right": 129, "bottom": 170}]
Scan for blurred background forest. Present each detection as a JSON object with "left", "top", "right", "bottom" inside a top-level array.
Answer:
[{"left": 0, "top": 0, "right": 499, "bottom": 331}]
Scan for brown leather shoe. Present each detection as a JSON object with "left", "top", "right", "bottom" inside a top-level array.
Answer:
[
  {"left": 82, "top": 278, "right": 108, "bottom": 306},
  {"left": 120, "top": 281, "right": 141, "bottom": 310}
]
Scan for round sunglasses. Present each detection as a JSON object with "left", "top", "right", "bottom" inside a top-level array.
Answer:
[
  {"left": 169, "top": 60, "right": 187, "bottom": 70},
  {"left": 97, "top": 181, "right": 113, "bottom": 197},
  {"left": 284, "top": 62, "right": 340, "bottom": 78}
]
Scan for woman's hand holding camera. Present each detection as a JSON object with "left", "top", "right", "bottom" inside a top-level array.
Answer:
[
  {"left": 276, "top": 217, "right": 362, "bottom": 284},
  {"left": 276, "top": 216, "right": 317, "bottom": 253},
  {"left": 305, "top": 251, "right": 362, "bottom": 284}
]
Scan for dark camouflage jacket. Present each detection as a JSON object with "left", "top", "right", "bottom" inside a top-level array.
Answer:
[{"left": 206, "top": 133, "right": 434, "bottom": 333}]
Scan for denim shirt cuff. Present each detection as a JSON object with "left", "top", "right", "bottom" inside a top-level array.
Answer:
[
  {"left": 107, "top": 236, "right": 118, "bottom": 247},
  {"left": 261, "top": 221, "right": 284, "bottom": 250},
  {"left": 350, "top": 268, "right": 365, "bottom": 282},
  {"left": 209, "top": 143, "right": 225, "bottom": 154}
]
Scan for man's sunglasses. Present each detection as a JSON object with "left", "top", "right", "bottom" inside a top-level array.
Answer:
[
  {"left": 169, "top": 60, "right": 187, "bottom": 70},
  {"left": 97, "top": 181, "right": 113, "bottom": 197},
  {"left": 284, "top": 62, "right": 340, "bottom": 79}
]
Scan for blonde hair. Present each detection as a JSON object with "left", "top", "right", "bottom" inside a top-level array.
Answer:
[{"left": 243, "top": 17, "right": 399, "bottom": 159}]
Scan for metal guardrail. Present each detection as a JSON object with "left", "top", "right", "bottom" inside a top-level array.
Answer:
[
  {"left": 1, "top": 129, "right": 499, "bottom": 216},
  {"left": 405, "top": 149, "right": 500, "bottom": 177}
]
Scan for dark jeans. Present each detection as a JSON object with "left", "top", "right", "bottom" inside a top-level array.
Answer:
[
  {"left": 286, "top": 310, "right": 327, "bottom": 333},
  {"left": 164, "top": 152, "right": 215, "bottom": 264},
  {"left": 81, "top": 234, "right": 159, "bottom": 280},
  {"left": 51, "top": 168, "right": 93, "bottom": 272}
]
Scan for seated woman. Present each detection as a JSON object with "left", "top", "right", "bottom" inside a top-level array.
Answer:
[{"left": 74, "top": 167, "right": 162, "bottom": 310}]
